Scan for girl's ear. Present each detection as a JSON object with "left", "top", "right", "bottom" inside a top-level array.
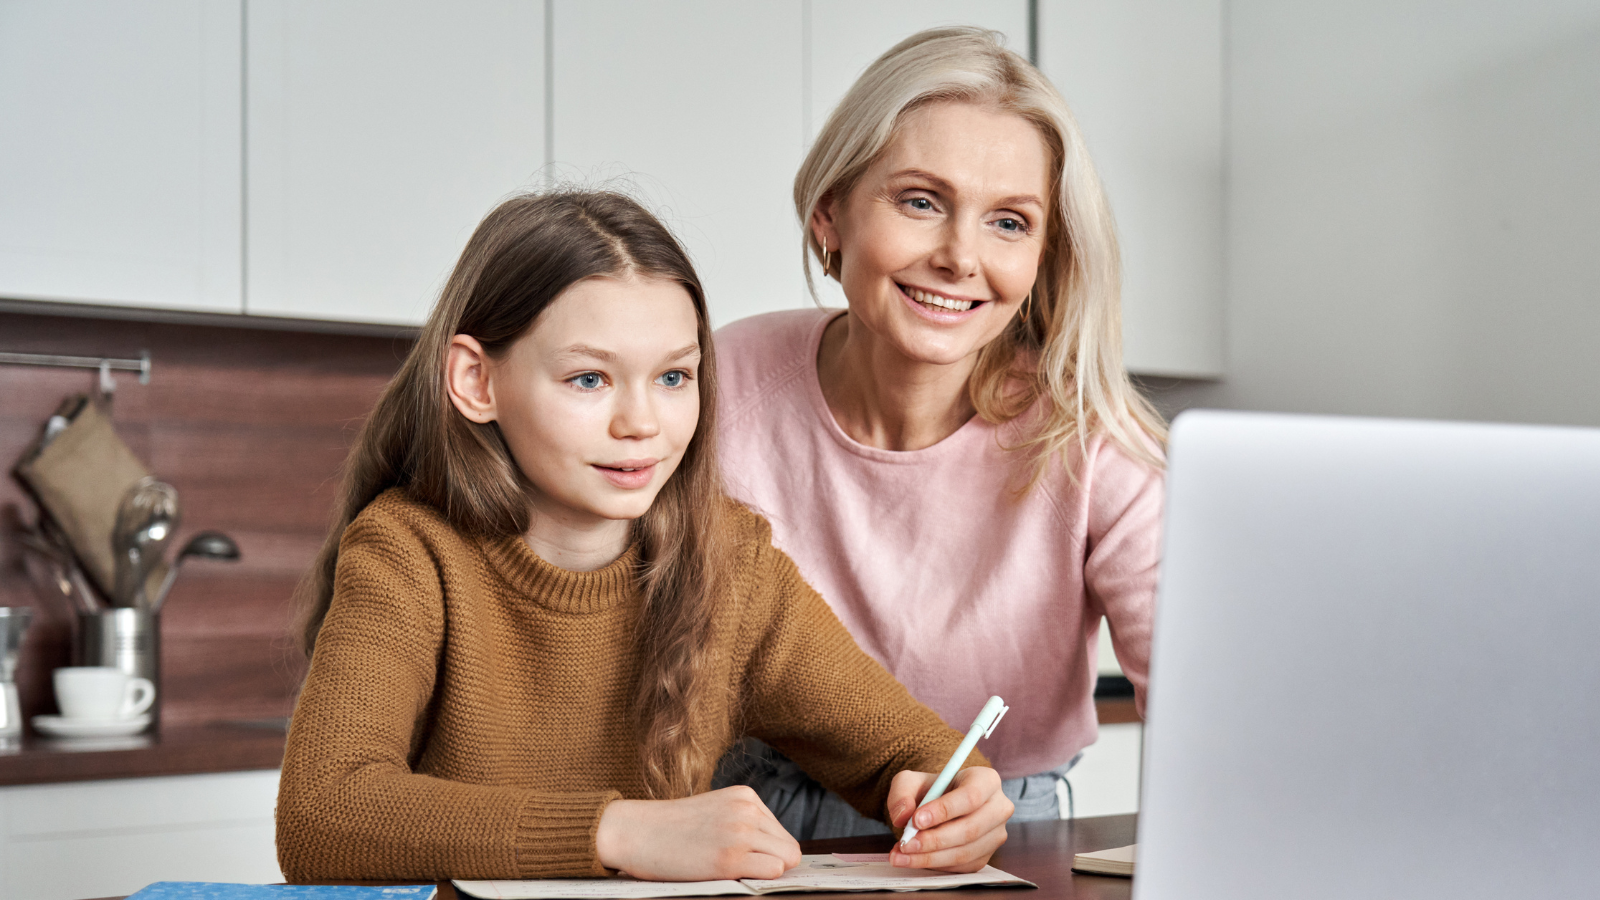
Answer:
[{"left": 445, "top": 334, "right": 498, "bottom": 424}]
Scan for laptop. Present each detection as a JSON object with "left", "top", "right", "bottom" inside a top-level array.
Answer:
[{"left": 1136, "top": 411, "right": 1600, "bottom": 899}]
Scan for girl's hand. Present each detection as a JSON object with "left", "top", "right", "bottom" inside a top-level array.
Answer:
[
  {"left": 885, "top": 767, "right": 1012, "bottom": 873},
  {"left": 596, "top": 786, "right": 802, "bottom": 881}
]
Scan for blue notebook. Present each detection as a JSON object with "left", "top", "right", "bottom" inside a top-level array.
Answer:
[{"left": 126, "top": 885, "right": 436, "bottom": 900}]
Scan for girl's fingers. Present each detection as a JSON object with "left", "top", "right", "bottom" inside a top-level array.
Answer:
[
  {"left": 890, "top": 811, "right": 1009, "bottom": 872},
  {"left": 741, "top": 831, "right": 802, "bottom": 874},
  {"left": 908, "top": 767, "right": 1002, "bottom": 831},
  {"left": 886, "top": 771, "right": 934, "bottom": 827},
  {"left": 889, "top": 797, "right": 1011, "bottom": 871},
  {"left": 737, "top": 794, "right": 802, "bottom": 864},
  {"left": 902, "top": 799, "right": 1002, "bottom": 854},
  {"left": 738, "top": 853, "right": 790, "bottom": 881}
]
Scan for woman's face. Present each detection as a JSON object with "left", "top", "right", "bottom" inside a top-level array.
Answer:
[
  {"left": 818, "top": 101, "right": 1052, "bottom": 366},
  {"left": 447, "top": 275, "right": 703, "bottom": 529}
]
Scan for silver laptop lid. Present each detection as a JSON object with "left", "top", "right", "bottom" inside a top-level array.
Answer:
[{"left": 1136, "top": 411, "right": 1600, "bottom": 899}]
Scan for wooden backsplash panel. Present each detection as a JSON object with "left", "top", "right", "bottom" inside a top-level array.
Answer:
[{"left": 0, "top": 309, "right": 410, "bottom": 728}]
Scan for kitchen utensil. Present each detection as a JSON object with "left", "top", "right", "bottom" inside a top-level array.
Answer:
[
  {"left": 78, "top": 608, "right": 160, "bottom": 727},
  {"left": 111, "top": 479, "right": 179, "bottom": 608},
  {"left": 15, "top": 526, "right": 101, "bottom": 614},
  {"left": 38, "top": 516, "right": 107, "bottom": 611},
  {"left": 150, "top": 530, "right": 240, "bottom": 612},
  {"left": 1, "top": 606, "right": 35, "bottom": 742}
]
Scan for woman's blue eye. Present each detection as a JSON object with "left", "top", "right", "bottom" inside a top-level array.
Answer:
[
  {"left": 572, "top": 372, "right": 604, "bottom": 390},
  {"left": 996, "top": 217, "right": 1025, "bottom": 233},
  {"left": 908, "top": 197, "right": 933, "bottom": 211},
  {"left": 657, "top": 370, "right": 686, "bottom": 388}
]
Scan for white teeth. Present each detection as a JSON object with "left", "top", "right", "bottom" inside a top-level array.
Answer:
[{"left": 908, "top": 286, "right": 973, "bottom": 312}]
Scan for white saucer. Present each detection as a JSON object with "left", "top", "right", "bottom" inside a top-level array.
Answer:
[{"left": 32, "top": 714, "right": 152, "bottom": 738}]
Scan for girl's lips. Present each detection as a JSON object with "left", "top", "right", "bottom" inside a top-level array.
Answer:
[
  {"left": 896, "top": 282, "right": 985, "bottom": 323},
  {"left": 593, "top": 462, "right": 657, "bottom": 489}
]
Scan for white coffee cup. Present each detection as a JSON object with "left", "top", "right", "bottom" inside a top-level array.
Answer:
[{"left": 53, "top": 666, "right": 155, "bottom": 721}]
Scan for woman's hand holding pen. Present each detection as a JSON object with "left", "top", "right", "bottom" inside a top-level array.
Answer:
[
  {"left": 886, "top": 767, "right": 1013, "bottom": 873},
  {"left": 596, "top": 786, "right": 802, "bottom": 881}
]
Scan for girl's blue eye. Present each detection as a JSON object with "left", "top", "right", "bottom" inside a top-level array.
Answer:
[
  {"left": 657, "top": 370, "right": 686, "bottom": 388},
  {"left": 572, "top": 372, "right": 604, "bottom": 390}
]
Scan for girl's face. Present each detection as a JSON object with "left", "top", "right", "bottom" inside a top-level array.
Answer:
[
  {"left": 448, "top": 274, "right": 702, "bottom": 530},
  {"left": 815, "top": 101, "right": 1051, "bottom": 366}
]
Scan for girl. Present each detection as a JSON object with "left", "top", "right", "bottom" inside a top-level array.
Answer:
[
  {"left": 712, "top": 27, "right": 1165, "bottom": 836},
  {"left": 274, "top": 191, "right": 1011, "bottom": 883}
]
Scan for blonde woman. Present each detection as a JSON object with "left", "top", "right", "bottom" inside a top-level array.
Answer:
[{"left": 712, "top": 27, "right": 1166, "bottom": 839}]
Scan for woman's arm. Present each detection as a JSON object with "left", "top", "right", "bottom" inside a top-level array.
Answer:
[
  {"left": 1084, "top": 439, "right": 1165, "bottom": 716},
  {"left": 276, "top": 518, "right": 619, "bottom": 882},
  {"left": 732, "top": 513, "right": 1013, "bottom": 871}
]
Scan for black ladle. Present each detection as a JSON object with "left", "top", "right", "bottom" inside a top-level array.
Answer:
[{"left": 150, "top": 531, "right": 241, "bottom": 612}]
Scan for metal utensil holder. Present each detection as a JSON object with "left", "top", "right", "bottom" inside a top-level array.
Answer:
[{"left": 78, "top": 609, "right": 160, "bottom": 727}]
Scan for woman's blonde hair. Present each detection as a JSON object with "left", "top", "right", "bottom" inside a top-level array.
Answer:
[
  {"left": 293, "top": 190, "right": 729, "bottom": 800},
  {"left": 795, "top": 26, "right": 1166, "bottom": 478}
]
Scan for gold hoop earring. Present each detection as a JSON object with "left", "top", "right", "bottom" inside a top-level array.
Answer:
[{"left": 821, "top": 237, "right": 832, "bottom": 276}]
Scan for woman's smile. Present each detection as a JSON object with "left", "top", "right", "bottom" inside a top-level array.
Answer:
[{"left": 897, "top": 281, "right": 990, "bottom": 319}]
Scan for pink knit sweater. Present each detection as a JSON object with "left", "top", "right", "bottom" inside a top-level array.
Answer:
[{"left": 714, "top": 309, "right": 1163, "bottom": 779}]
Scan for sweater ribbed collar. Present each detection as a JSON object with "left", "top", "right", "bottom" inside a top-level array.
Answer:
[{"left": 481, "top": 535, "right": 640, "bottom": 615}]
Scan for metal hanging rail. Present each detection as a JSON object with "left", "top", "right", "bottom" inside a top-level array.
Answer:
[{"left": 0, "top": 349, "right": 151, "bottom": 384}]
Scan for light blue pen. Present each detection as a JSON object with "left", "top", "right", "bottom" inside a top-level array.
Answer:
[{"left": 899, "top": 695, "right": 1009, "bottom": 848}]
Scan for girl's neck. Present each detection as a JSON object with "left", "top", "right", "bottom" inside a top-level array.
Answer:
[
  {"left": 522, "top": 508, "right": 631, "bottom": 572},
  {"left": 816, "top": 313, "right": 978, "bottom": 452}
]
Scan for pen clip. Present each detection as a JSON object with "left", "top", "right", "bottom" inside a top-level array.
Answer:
[{"left": 984, "top": 704, "right": 1009, "bottom": 738}]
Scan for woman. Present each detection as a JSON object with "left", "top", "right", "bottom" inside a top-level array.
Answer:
[{"left": 712, "top": 27, "right": 1166, "bottom": 838}]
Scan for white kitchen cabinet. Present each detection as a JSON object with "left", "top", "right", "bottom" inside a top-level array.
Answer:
[
  {"left": 807, "top": 1, "right": 1029, "bottom": 142},
  {"left": 1038, "top": 1, "right": 1224, "bottom": 378},
  {"left": 245, "top": 0, "right": 546, "bottom": 325},
  {"left": 0, "top": 769, "right": 282, "bottom": 900},
  {"left": 549, "top": 1, "right": 807, "bottom": 328},
  {"left": 1063, "top": 721, "right": 1143, "bottom": 818},
  {"left": 0, "top": 0, "right": 243, "bottom": 314},
  {"left": 3, "top": 0, "right": 1226, "bottom": 364}
]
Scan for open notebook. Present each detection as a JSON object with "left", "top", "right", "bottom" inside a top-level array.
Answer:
[
  {"left": 1070, "top": 844, "right": 1135, "bottom": 878},
  {"left": 454, "top": 854, "right": 1035, "bottom": 899}
]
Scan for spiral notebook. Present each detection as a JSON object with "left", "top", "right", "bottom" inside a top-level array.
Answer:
[{"left": 454, "top": 854, "right": 1035, "bottom": 899}]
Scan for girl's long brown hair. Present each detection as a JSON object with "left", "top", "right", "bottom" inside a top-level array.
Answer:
[{"left": 293, "top": 190, "right": 728, "bottom": 799}]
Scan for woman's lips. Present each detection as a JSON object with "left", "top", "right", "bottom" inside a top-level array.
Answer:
[
  {"left": 897, "top": 282, "right": 986, "bottom": 322},
  {"left": 593, "top": 461, "right": 657, "bottom": 489}
]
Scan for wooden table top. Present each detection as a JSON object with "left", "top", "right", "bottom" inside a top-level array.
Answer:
[{"left": 799, "top": 816, "right": 1136, "bottom": 900}]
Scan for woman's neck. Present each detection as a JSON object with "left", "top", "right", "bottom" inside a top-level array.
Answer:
[
  {"left": 816, "top": 313, "right": 978, "bottom": 452},
  {"left": 522, "top": 509, "right": 631, "bottom": 572}
]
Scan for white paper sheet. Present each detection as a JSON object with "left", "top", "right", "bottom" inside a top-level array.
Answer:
[{"left": 453, "top": 855, "right": 1035, "bottom": 899}]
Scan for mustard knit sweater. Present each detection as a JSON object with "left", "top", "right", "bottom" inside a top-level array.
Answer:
[{"left": 276, "top": 489, "right": 977, "bottom": 882}]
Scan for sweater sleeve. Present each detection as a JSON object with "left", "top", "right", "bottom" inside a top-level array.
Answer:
[
  {"left": 1082, "top": 438, "right": 1165, "bottom": 718},
  {"left": 275, "top": 512, "right": 619, "bottom": 882},
  {"left": 732, "top": 516, "right": 986, "bottom": 825}
]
